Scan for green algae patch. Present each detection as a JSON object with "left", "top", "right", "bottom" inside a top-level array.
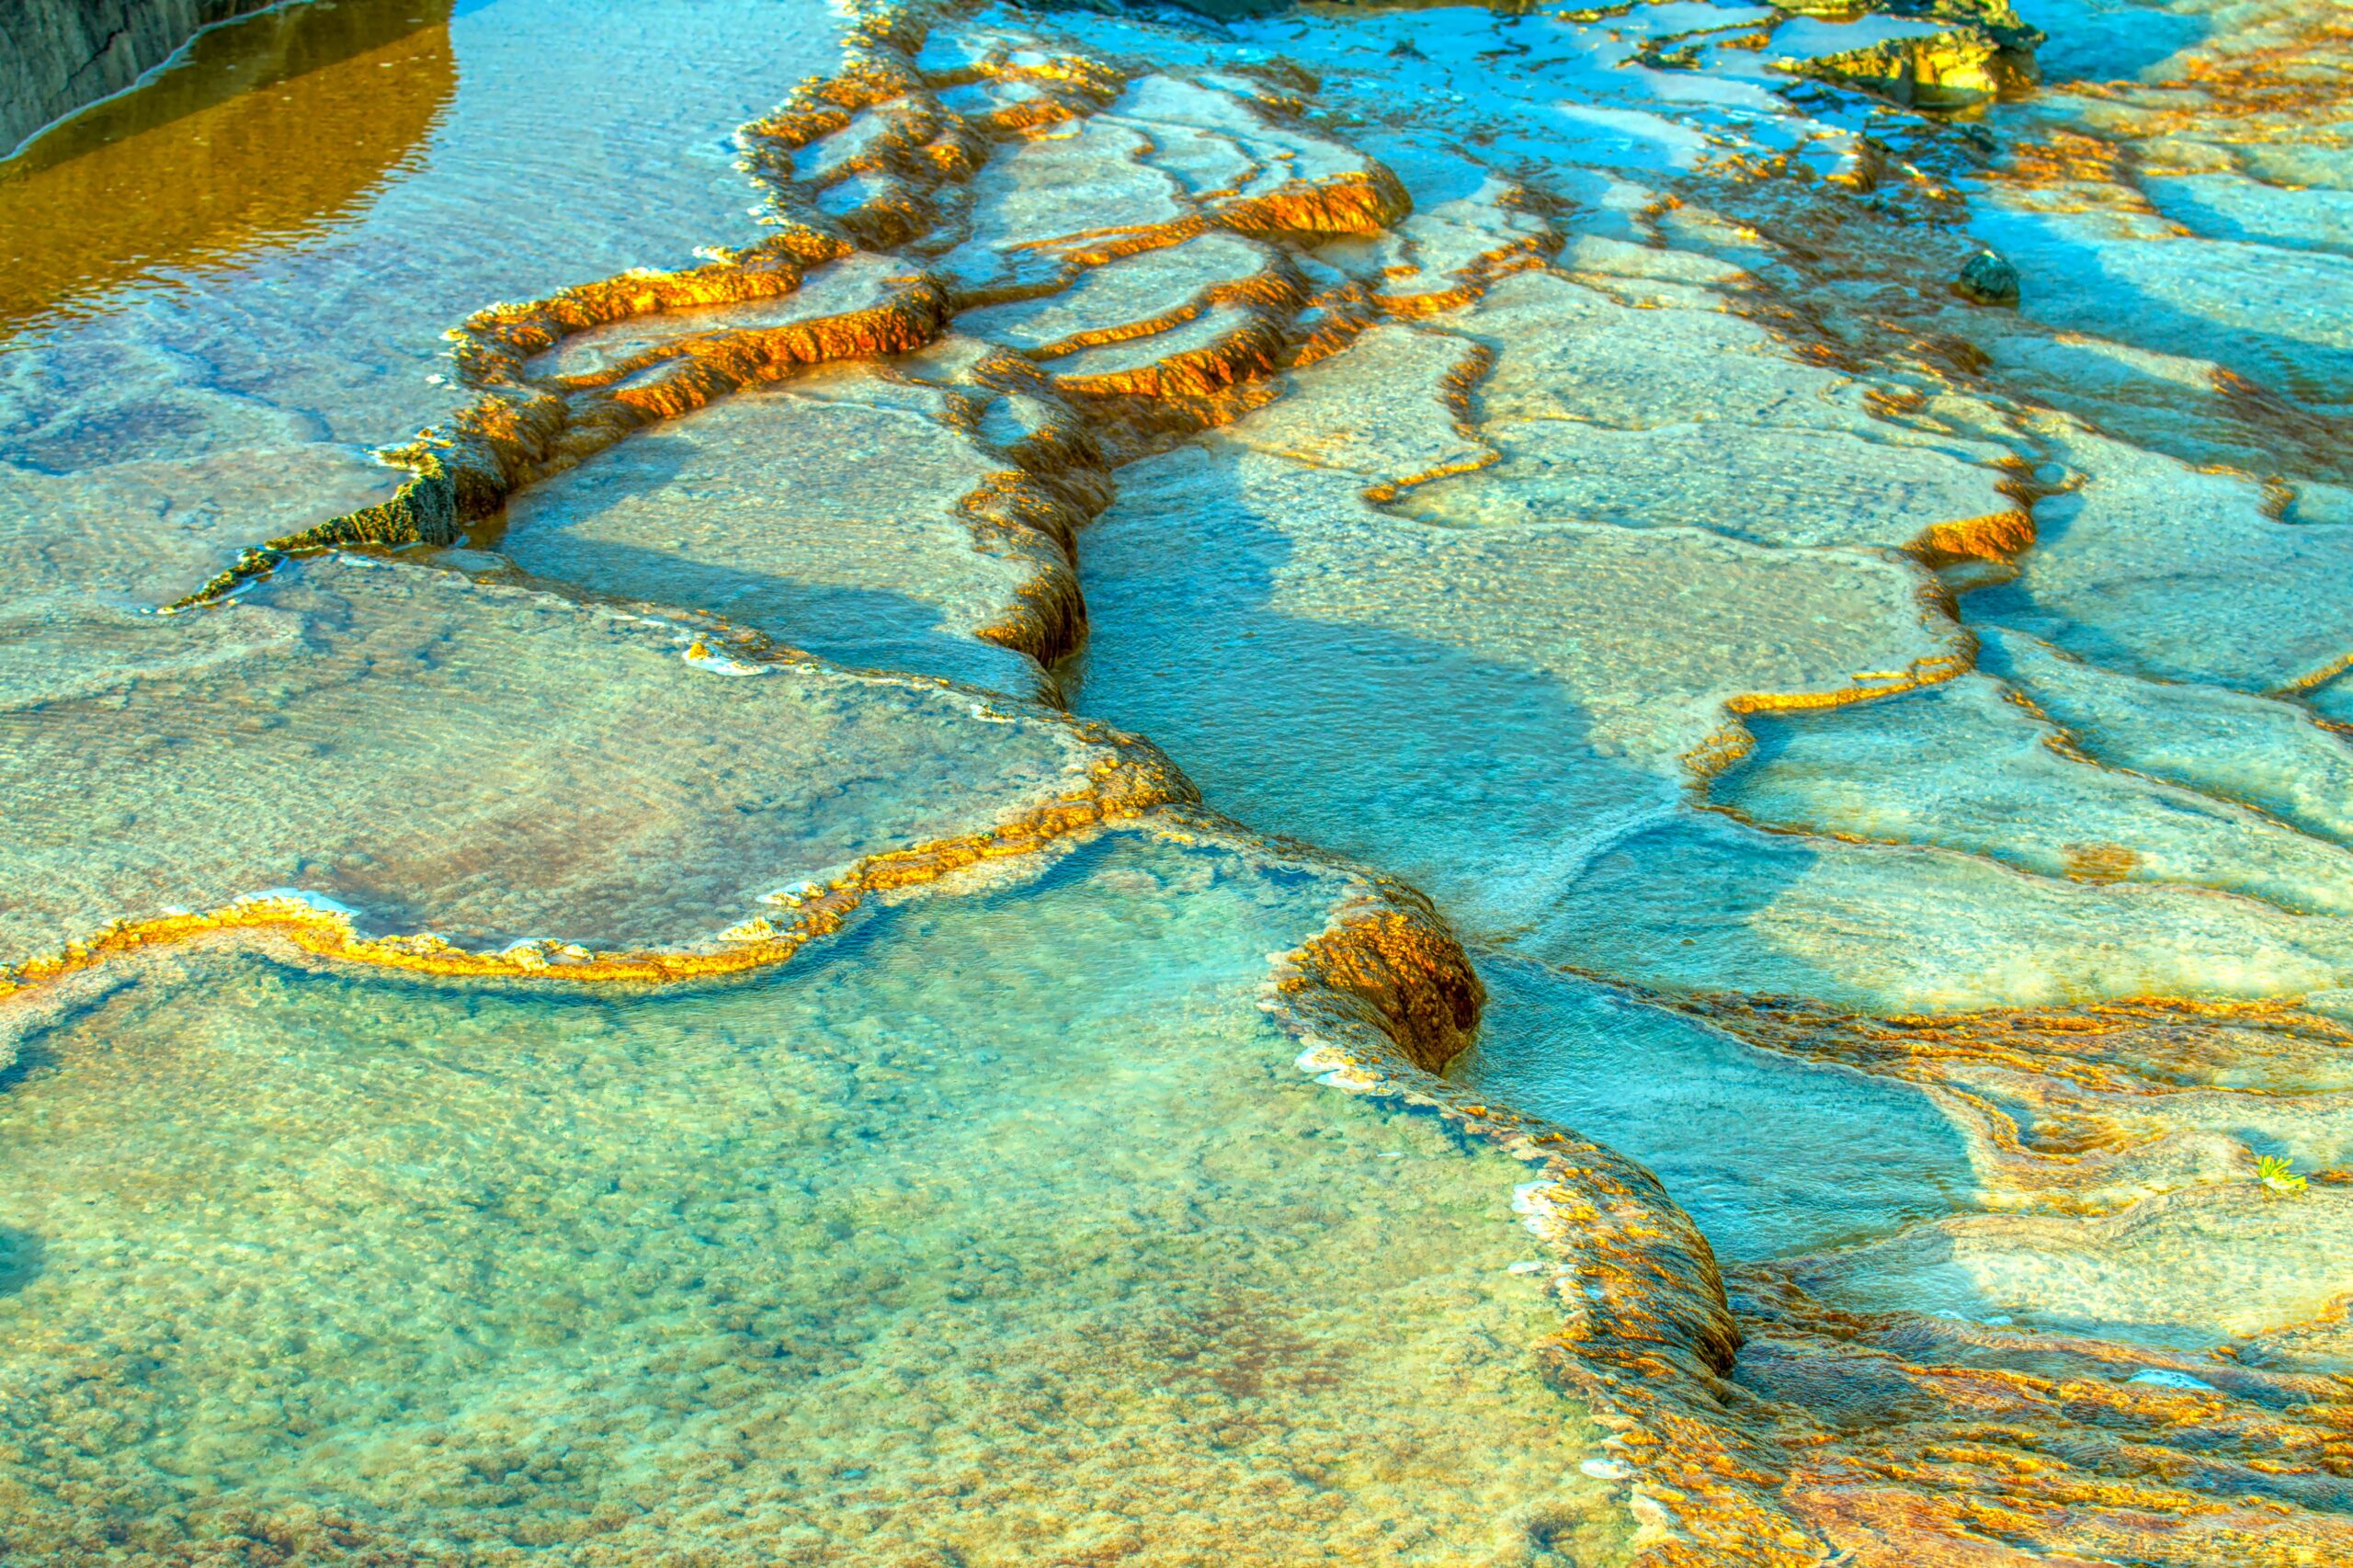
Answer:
[{"left": 0, "top": 828, "right": 1626, "bottom": 1566}]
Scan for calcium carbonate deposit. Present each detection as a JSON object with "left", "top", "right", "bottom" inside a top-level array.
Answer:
[{"left": 3, "top": 0, "right": 2349, "bottom": 1561}]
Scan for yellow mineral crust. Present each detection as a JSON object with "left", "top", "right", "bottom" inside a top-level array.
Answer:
[
  {"left": 1211, "top": 321, "right": 1498, "bottom": 500},
  {"left": 1732, "top": 1269, "right": 2353, "bottom": 1567},
  {"left": 1051, "top": 304, "right": 1289, "bottom": 400},
  {"left": 160, "top": 0, "right": 1421, "bottom": 612},
  {"left": 1995, "top": 127, "right": 2145, "bottom": 199},
  {"left": 893, "top": 9, "right": 2346, "bottom": 1559},
  {"left": 590, "top": 284, "right": 948, "bottom": 410},
  {"left": 1688, "top": 639, "right": 1974, "bottom": 782},
  {"left": 0, "top": 720, "right": 1191, "bottom": 1004},
  {"left": 1285, "top": 890, "right": 1483, "bottom": 1076},
  {"left": 1389, "top": 975, "right": 2353, "bottom": 1567},
  {"left": 167, "top": 261, "right": 953, "bottom": 609},
  {"left": 1657, "top": 982, "right": 2353, "bottom": 1558},
  {"left": 153, "top": 15, "right": 952, "bottom": 609},
  {"left": 452, "top": 236, "right": 848, "bottom": 381},
  {"left": 1688, "top": 989, "right": 2353, "bottom": 1113},
  {"left": 1978, "top": 6, "right": 2353, "bottom": 255},
  {"left": 741, "top": 14, "right": 2353, "bottom": 1562},
  {"left": 497, "top": 335, "right": 1115, "bottom": 694},
  {"left": 1904, "top": 491, "right": 2041, "bottom": 567},
  {"left": 1217, "top": 163, "right": 1414, "bottom": 242},
  {"left": 2060, "top": 14, "right": 2353, "bottom": 152},
  {"left": 45, "top": 0, "right": 2353, "bottom": 1562},
  {"left": 956, "top": 233, "right": 1307, "bottom": 358},
  {"left": 1258, "top": 864, "right": 1829, "bottom": 1568},
  {"left": 468, "top": 271, "right": 951, "bottom": 466}
]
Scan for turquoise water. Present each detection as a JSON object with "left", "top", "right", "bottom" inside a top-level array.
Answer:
[
  {"left": 1, "top": 0, "right": 847, "bottom": 605},
  {"left": 1984, "top": 0, "right": 2353, "bottom": 413},
  {"left": 6, "top": 0, "right": 2353, "bottom": 1560},
  {"left": 0, "top": 553, "right": 1135, "bottom": 966},
  {"left": 494, "top": 358, "right": 1064, "bottom": 696},
  {"left": 0, "top": 830, "right": 1622, "bottom": 1563}
]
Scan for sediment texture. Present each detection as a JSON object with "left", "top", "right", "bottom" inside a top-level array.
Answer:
[{"left": 3, "top": 0, "right": 2351, "bottom": 1562}]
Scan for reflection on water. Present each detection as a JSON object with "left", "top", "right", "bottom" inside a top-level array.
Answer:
[
  {"left": 5, "top": 0, "right": 2353, "bottom": 1561},
  {"left": 0, "top": 0, "right": 457, "bottom": 333}
]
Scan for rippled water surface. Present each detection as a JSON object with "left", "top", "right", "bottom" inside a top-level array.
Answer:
[
  {"left": 0, "top": 832, "right": 1624, "bottom": 1563},
  {"left": 2, "top": 0, "right": 847, "bottom": 604},
  {"left": 5, "top": 0, "right": 2350, "bottom": 1560}
]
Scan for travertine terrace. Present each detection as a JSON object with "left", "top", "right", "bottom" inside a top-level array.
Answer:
[{"left": 2, "top": 0, "right": 2349, "bottom": 1562}]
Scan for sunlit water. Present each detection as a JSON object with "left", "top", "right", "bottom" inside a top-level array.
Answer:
[
  {"left": 0, "top": 0, "right": 847, "bottom": 604},
  {"left": 4, "top": 0, "right": 2351, "bottom": 1560},
  {"left": 0, "top": 831, "right": 1623, "bottom": 1564}
]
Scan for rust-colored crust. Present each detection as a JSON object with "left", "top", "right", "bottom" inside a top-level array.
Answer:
[
  {"left": 0, "top": 720, "right": 1193, "bottom": 1003},
  {"left": 42, "top": 2, "right": 2353, "bottom": 1562}
]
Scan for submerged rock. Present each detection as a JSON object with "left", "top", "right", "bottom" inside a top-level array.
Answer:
[{"left": 1958, "top": 247, "right": 2022, "bottom": 304}]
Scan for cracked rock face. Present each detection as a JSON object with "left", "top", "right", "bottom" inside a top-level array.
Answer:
[{"left": 1, "top": 0, "right": 283, "bottom": 152}]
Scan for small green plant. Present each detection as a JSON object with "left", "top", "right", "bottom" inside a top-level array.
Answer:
[{"left": 2256, "top": 1154, "right": 2307, "bottom": 1194}]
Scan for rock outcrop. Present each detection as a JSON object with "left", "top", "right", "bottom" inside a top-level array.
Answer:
[{"left": 1, "top": 0, "right": 282, "bottom": 153}]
